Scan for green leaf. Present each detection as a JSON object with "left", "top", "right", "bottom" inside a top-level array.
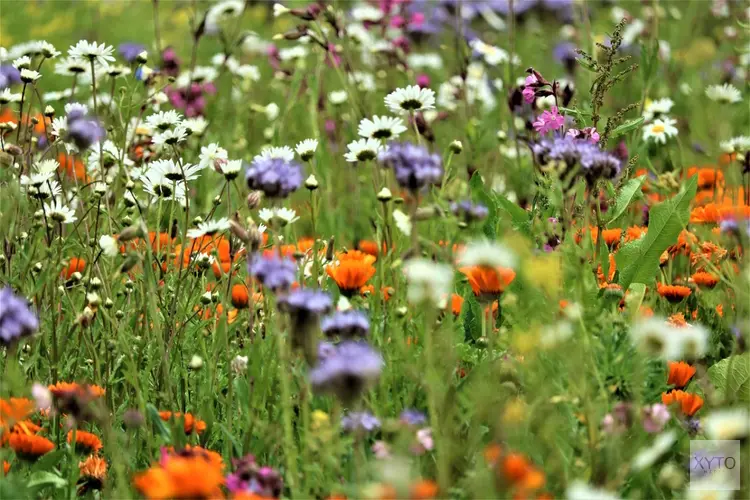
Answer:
[
  {"left": 462, "top": 288, "right": 482, "bottom": 343},
  {"left": 26, "top": 471, "right": 67, "bottom": 489},
  {"left": 469, "top": 173, "right": 498, "bottom": 239},
  {"left": 610, "top": 117, "right": 645, "bottom": 139},
  {"left": 616, "top": 176, "right": 697, "bottom": 289},
  {"left": 708, "top": 354, "right": 750, "bottom": 402},
  {"left": 146, "top": 403, "right": 172, "bottom": 441},
  {"left": 575, "top": 57, "right": 598, "bottom": 72},
  {"left": 607, "top": 175, "right": 646, "bottom": 225},
  {"left": 492, "top": 192, "right": 531, "bottom": 235}
]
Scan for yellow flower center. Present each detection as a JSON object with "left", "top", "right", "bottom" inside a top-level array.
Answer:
[{"left": 651, "top": 124, "right": 665, "bottom": 133}]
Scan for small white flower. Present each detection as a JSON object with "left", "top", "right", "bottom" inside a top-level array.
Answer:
[
  {"left": 99, "top": 235, "right": 119, "bottom": 257},
  {"left": 703, "top": 408, "right": 750, "bottom": 440},
  {"left": 458, "top": 240, "right": 517, "bottom": 269},
  {"left": 344, "top": 138, "right": 384, "bottom": 162},
  {"left": 632, "top": 430, "right": 676, "bottom": 471},
  {"left": 469, "top": 39, "right": 511, "bottom": 66},
  {"left": 152, "top": 126, "right": 188, "bottom": 147},
  {"left": 350, "top": 4, "right": 383, "bottom": 22},
  {"left": 630, "top": 317, "right": 681, "bottom": 359},
  {"left": 189, "top": 355, "right": 204, "bottom": 369},
  {"left": 54, "top": 57, "right": 88, "bottom": 76},
  {"left": 36, "top": 159, "right": 60, "bottom": 175},
  {"left": 406, "top": 53, "right": 443, "bottom": 70},
  {"left": 231, "top": 355, "right": 249, "bottom": 374},
  {"left": 44, "top": 198, "right": 77, "bottom": 224},
  {"left": 20, "top": 69, "right": 42, "bottom": 83},
  {"left": 205, "top": 0, "right": 245, "bottom": 32},
  {"left": 265, "top": 102, "right": 280, "bottom": 121},
  {"left": 719, "top": 136, "right": 750, "bottom": 153},
  {"left": 0, "top": 88, "right": 21, "bottom": 104},
  {"left": 141, "top": 169, "right": 187, "bottom": 205},
  {"left": 219, "top": 159, "right": 244, "bottom": 179},
  {"left": 256, "top": 145, "right": 294, "bottom": 162},
  {"left": 145, "top": 110, "right": 183, "bottom": 131},
  {"left": 686, "top": 470, "right": 735, "bottom": 500},
  {"left": 257, "top": 207, "right": 299, "bottom": 226},
  {"left": 50, "top": 116, "right": 67, "bottom": 137},
  {"left": 12, "top": 56, "right": 31, "bottom": 69},
  {"left": 68, "top": 40, "right": 115, "bottom": 66},
  {"left": 37, "top": 41, "right": 60, "bottom": 59},
  {"left": 392, "top": 209, "right": 412, "bottom": 236},
  {"left": 404, "top": 259, "right": 454, "bottom": 305},
  {"left": 234, "top": 64, "right": 260, "bottom": 81},
  {"left": 358, "top": 115, "right": 407, "bottom": 140},
  {"left": 384, "top": 85, "right": 436, "bottom": 115},
  {"left": 350, "top": 71, "right": 376, "bottom": 92},
  {"left": 187, "top": 218, "right": 232, "bottom": 239},
  {"left": 642, "top": 117, "right": 678, "bottom": 144},
  {"left": 20, "top": 172, "right": 55, "bottom": 188},
  {"left": 278, "top": 46, "right": 309, "bottom": 61},
  {"left": 199, "top": 143, "right": 228, "bottom": 170},
  {"left": 328, "top": 90, "right": 348, "bottom": 105},
  {"left": 566, "top": 481, "right": 622, "bottom": 500},
  {"left": 705, "top": 83, "right": 742, "bottom": 104},
  {"left": 643, "top": 98, "right": 674, "bottom": 121},
  {"left": 211, "top": 53, "right": 239, "bottom": 72},
  {"left": 182, "top": 117, "right": 208, "bottom": 136},
  {"left": 295, "top": 139, "right": 318, "bottom": 161},
  {"left": 149, "top": 158, "right": 204, "bottom": 182}
]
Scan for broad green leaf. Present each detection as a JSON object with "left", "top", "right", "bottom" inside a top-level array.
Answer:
[
  {"left": 492, "top": 192, "right": 531, "bottom": 235},
  {"left": 616, "top": 176, "right": 697, "bottom": 289},
  {"left": 624, "top": 283, "right": 647, "bottom": 315},
  {"left": 708, "top": 354, "right": 750, "bottom": 402},
  {"left": 607, "top": 175, "right": 646, "bottom": 225},
  {"left": 26, "top": 471, "right": 67, "bottom": 489},
  {"left": 610, "top": 117, "right": 645, "bottom": 139},
  {"left": 146, "top": 403, "right": 172, "bottom": 441},
  {"left": 462, "top": 288, "right": 482, "bottom": 343},
  {"left": 469, "top": 173, "right": 498, "bottom": 239}
]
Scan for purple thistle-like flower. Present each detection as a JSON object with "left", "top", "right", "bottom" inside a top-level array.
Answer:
[
  {"left": 247, "top": 253, "right": 297, "bottom": 292},
  {"left": 0, "top": 287, "right": 39, "bottom": 346},
  {"left": 310, "top": 340, "right": 383, "bottom": 403},
  {"left": 320, "top": 310, "right": 370, "bottom": 340},
  {"left": 341, "top": 411, "right": 381, "bottom": 433},
  {"left": 0, "top": 65, "right": 21, "bottom": 89},
  {"left": 399, "top": 409, "right": 427, "bottom": 426},
  {"left": 66, "top": 109, "right": 105, "bottom": 150},
  {"left": 278, "top": 288, "right": 333, "bottom": 362},
  {"left": 450, "top": 200, "right": 489, "bottom": 222},
  {"left": 245, "top": 157, "right": 303, "bottom": 199},
  {"left": 378, "top": 142, "right": 443, "bottom": 192},
  {"left": 226, "top": 454, "right": 283, "bottom": 497},
  {"left": 580, "top": 148, "right": 622, "bottom": 185},
  {"left": 118, "top": 42, "right": 145, "bottom": 63}
]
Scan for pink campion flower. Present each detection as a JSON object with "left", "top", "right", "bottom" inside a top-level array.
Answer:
[
  {"left": 416, "top": 74, "right": 430, "bottom": 88},
  {"left": 532, "top": 106, "right": 565, "bottom": 135},
  {"left": 524, "top": 74, "right": 538, "bottom": 86},
  {"left": 409, "top": 12, "right": 425, "bottom": 27},
  {"left": 390, "top": 15, "right": 406, "bottom": 28},
  {"left": 522, "top": 86, "right": 536, "bottom": 103},
  {"left": 566, "top": 127, "right": 600, "bottom": 143},
  {"left": 325, "top": 43, "right": 341, "bottom": 67}
]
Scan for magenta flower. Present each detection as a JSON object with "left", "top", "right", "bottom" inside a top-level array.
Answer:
[
  {"left": 642, "top": 404, "right": 670, "bottom": 433},
  {"left": 522, "top": 86, "right": 536, "bottom": 103},
  {"left": 532, "top": 106, "right": 565, "bottom": 135},
  {"left": 566, "top": 127, "right": 600, "bottom": 144}
]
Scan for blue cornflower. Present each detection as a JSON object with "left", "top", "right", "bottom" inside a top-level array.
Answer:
[
  {"left": 247, "top": 253, "right": 297, "bottom": 292},
  {"left": 245, "top": 157, "right": 303, "bottom": 198},
  {"left": 341, "top": 411, "right": 381, "bottom": 433},
  {"left": 450, "top": 200, "right": 489, "bottom": 222},
  {"left": 399, "top": 409, "right": 427, "bottom": 426},
  {"left": 310, "top": 340, "right": 383, "bottom": 403},
  {"left": 320, "top": 310, "right": 370, "bottom": 340},
  {"left": 278, "top": 288, "right": 332, "bottom": 362},
  {"left": 378, "top": 142, "right": 443, "bottom": 192},
  {"left": 0, "top": 287, "right": 39, "bottom": 346},
  {"left": 118, "top": 42, "right": 146, "bottom": 63},
  {"left": 66, "top": 109, "right": 105, "bottom": 150}
]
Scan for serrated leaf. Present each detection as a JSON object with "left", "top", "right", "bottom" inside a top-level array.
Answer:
[
  {"left": 708, "top": 354, "right": 750, "bottom": 402},
  {"left": 462, "top": 289, "right": 482, "bottom": 343},
  {"left": 26, "top": 471, "right": 67, "bottom": 489},
  {"left": 607, "top": 175, "right": 646, "bottom": 225},
  {"left": 616, "top": 176, "right": 697, "bottom": 289},
  {"left": 610, "top": 117, "right": 645, "bottom": 139}
]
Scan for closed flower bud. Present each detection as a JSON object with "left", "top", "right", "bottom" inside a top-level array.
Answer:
[
  {"left": 5, "top": 144, "right": 23, "bottom": 156},
  {"left": 247, "top": 191, "right": 262, "bottom": 209},
  {"left": 44, "top": 105, "right": 55, "bottom": 117},
  {"left": 125, "top": 180, "right": 135, "bottom": 190},
  {"left": 33, "top": 262, "right": 43, "bottom": 272},
  {"left": 117, "top": 224, "right": 143, "bottom": 242},
  {"left": 104, "top": 298, "right": 114, "bottom": 309},
  {"left": 231, "top": 355, "right": 249, "bottom": 374},
  {"left": 136, "top": 51, "right": 148, "bottom": 64},
  {"left": 377, "top": 187, "right": 392, "bottom": 202},
  {"left": 115, "top": 310, "right": 125, "bottom": 319},
  {"left": 89, "top": 277, "right": 102, "bottom": 290},
  {"left": 188, "top": 355, "right": 204, "bottom": 370},
  {"left": 123, "top": 408, "right": 144, "bottom": 429},
  {"left": 200, "top": 292, "right": 212, "bottom": 305},
  {"left": 396, "top": 306, "right": 408, "bottom": 318},
  {"left": 305, "top": 174, "right": 319, "bottom": 190},
  {"left": 86, "top": 292, "right": 101, "bottom": 307},
  {"left": 213, "top": 195, "right": 222, "bottom": 206},
  {"left": 449, "top": 140, "right": 463, "bottom": 154}
]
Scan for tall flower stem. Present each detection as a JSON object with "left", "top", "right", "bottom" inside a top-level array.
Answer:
[
  {"left": 16, "top": 83, "right": 27, "bottom": 145},
  {"left": 89, "top": 59, "right": 98, "bottom": 116},
  {"left": 423, "top": 306, "right": 449, "bottom": 491},
  {"left": 275, "top": 309, "right": 299, "bottom": 497}
]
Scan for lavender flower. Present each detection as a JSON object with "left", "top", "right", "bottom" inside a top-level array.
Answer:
[
  {"left": 532, "top": 136, "right": 621, "bottom": 186},
  {"left": 118, "top": 42, "right": 145, "bottom": 63},
  {"left": 278, "top": 288, "right": 332, "bottom": 362},
  {"left": 580, "top": 148, "right": 622, "bottom": 185},
  {"left": 399, "top": 409, "right": 427, "bottom": 426},
  {"left": 0, "top": 287, "right": 39, "bottom": 346},
  {"left": 226, "top": 454, "right": 283, "bottom": 498},
  {"left": 0, "top": 65, "right": 21, "bottom": 89},
  {"left": 320, "top": 310, "right": 370, "bottom": 340},
  {"left": 247, "top": 253, "right": 297, "bottom": 292},
  {"left": 66, "top": 109, "right": 105, "bottom": 150},
  {"left": 378, "top": 142, "right": 443, "bottom": 192},
  {"left": 310, "top": 340, "right": 383, "bottom": 403},
  {"left": 341, "top": 411, "right": 381, "bottom": 433},
  {"left": 450, "top": 200, "right": 489, "bottom": 223},
  {"left": 245, "top": 157, "right": 303, "bottom": 198}
]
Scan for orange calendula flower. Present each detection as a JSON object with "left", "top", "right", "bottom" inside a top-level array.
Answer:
[
  {"left": 667, "top": 313, "right": 688, "bottom": 328},
  {"left": 459, "top": 266, "right": 516, "bottom": 301},
  {"left": 501, "top": 453, "right": 546, "bottom": 491},
  {"left": 451, "top": 294, "right": 464, "bottom": 316},
  {"left": 79, "top": 454, "right": 108, "bottom": 482},
  {"left": 716, "top": 304, "right": 724, "bottom": 317},
  {"left": 484, "top": 443, "right": 502, "bottom": 466},
  {"left": 596, "top": 254, "right": 617, "bottom": 286},
  {"left": 3, "top": 460, "right": 9, "bottom": 474},
  {"left": 158, "top": 412, "right": 206, "bottom": 435},
  {"left": 690, "top": 242, "right": 727, "bottom": 267},
  {"left": 61, "top": 257, "right": 86, "bottom": 279},
  {"left": 326, "top": 260, "right": 376, "bottom": 296},
  {"left": 48, "top": 382, "right": 105, "bottom": 399},
  {"left": 668, "top": 230, "right": 698, "bottom": 255},
  {"left": 667, "top": 361, "right": 696, "bottom": 389},
  {"left": 336, "top": 249, "right": 377, "bottom": 265},
  {"left": 68, "top": 429, "right": 102, "bottom": 453},
  {"left": 165, "top": 445, "right": 224, "bottom": 471},
  {"left": 579, "top": 227, "right": 622, "bottom": 249},
  {"left": 356, "top": 239, "right": 383, "bottom": 257},
  {"left": 58, "top": 153, "right": 88, "bottom": 182},
  {"left": 656, "top": 283, "right": 692, "bottom": 303},
  {"left": 0, "top": 398, "right": 34, "bottom": 428},
  {"left": 231, "top": 283, "right": 250, "bottom": 309},
  {"left": 296, "top": 237, "right": 315, "bottom": 254},
  {"left": 687, "top": 167, "right": 723, "bottom": 190},
  {"left": 133, "top": 454, "right": 224, "bottom": 499},
  {"left": 690, "top": 203, "right": 750, "bottom": 224},
  {"left": 6, "top": 433, "right": 54, "bottom": 459},
  {"left": 625, "top": 226, "right": 647, "bottom": 242},
  {"left": 691, "top": 271, "right": 719, "bottom": 289},
  {"left": 661, "top": 390, "right": 703, "bottom": 416},
  {"left": 410, "top": 479, "right": 439, "bottom": 499}
]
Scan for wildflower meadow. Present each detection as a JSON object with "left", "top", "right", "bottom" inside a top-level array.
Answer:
[{"left": 1, "top": 1, "right": 750, "bottom": 499}]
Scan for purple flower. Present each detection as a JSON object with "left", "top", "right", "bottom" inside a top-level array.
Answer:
[
  {"left": 0, "top": 65, "right": 21, "bottom": 89},
  {"left": 310, "top": 341, "right": 383, "bottom": 403},
  {"left": 245, "top": 157, "right": 303, "bottom": 198},
  {"left": 532, "top": 106, "right": 565, "bottom": 135},
  {"left": 378, "top": 141, "right": 443, "bottom": 192},
  {"left": 522, "top": 86, "right": 536, "bottom": 103},
  {"left": 580, "top": 148, "right": 622, "bottom": 185},
  {"left": 450, "top": 200, "right": 489, "bottom": 222},
  {"left": 118, "top": 43, "right": 145, "bottom": 63},
  {"left": 553, "top": 41, "right": 578, "bottom": 73},
  {"left": 321, "top": 310, "right": 370, "bottom": 340},
  {"left": 566, "top": 127, "right": 600, "bottom": 144},
  {"left": 66, "top": 110, "right": 105, "bottom": 150},
  {"left": 247, "top": 253, "right": 297, "bottom": 292},
  {"left": 642, "top": 404, "right": 670, "bottom": 433},
  {"left": 168, "top": 82, "right": 215, "bottom": 117},
  {"left": 399, "top": 409, "right": 427, "bottom": 426},
  {"left": 226, "top": 454, "right": 283, "bottom": 497},
  {"left": 0, "top": 287, "right": 39, "bottom": 346},
  {"left": 341, "top": 411, "right": 381, "bottom": 432},
  {"left": 160, "top": 47, "right": 181, "bottom": 76},
  {"left": 278, "top": 288, "right": 332, "bottom": 362}
]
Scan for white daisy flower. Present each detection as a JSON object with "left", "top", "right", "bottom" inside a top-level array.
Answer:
[
  {"left": 54, "top": 57, "right": 88, "bottom": 76},
  {"left": 145, "top": 110, "right": 183, "bottom": 131},
  {"left": 403, "top": 259, "right": 453, "bottom": 305},
  {"left": 686, "top": 470, "right": 735, "bottom": 500},
  {"left": 211, "top": 53, "right": 239, "bottom": 72},
  {"left": 295, "top": 139, "right": 318, "bottom": 161},
  {"left": 328, "top": 90, "right": 348, "bottom": 105},
  {"left": 36, "top": 159, "right": 60, "bottom": 174},
  {"left": 105, "top": 65, "right": 131, "bottom": 78},
  {"left": 149, "top": 158, "right": 204, "bottom": 182},
  {"left": 20, "top": 172, "right": 55, "bottom": 187},
  {"left": 255, "top": 145, "right": 295, "bottom": 162},
  {"left": 469, "top": 39, "right": 512, "bottom": 66},
  {"left": 98, "top": 235, "right": 119, "bottom": 257},
  {"left": 141, "top": 169, "right": 187, "bottom": 205},
  {"left": 703, "top": 408, "right": 750, "bottom": 440},
  {"left": 43, "top": 89, "right": 72, "bottom": 102},
  {"left": 241, "top": 32, "right": 271, "bottom": 54},
  {"left": 36, "top": 41, "right": 60, "bottom": 59},
  {"left": 458, "top": 240, "right": 517, "bottom": 269},
  {"left": 678, "top": 323, "right": 708, "bottom": 360},
  {"left": 719, "top": 136, "right": 750, "bottom": 153},
  {"left": 29, "top": 179, "right": 62, "bottom": 200},
  {"left": 392, "top": 209, "right": 412, "bottom": 236},
  {"left": 206, "top": 0, "right": 245, "bottom": 31},
  {"left": 632, "top": 430, "right": 676, "bottom": 471},
  {"left": 44, "top": 198, "right": 77, "bottom": 224},
  {"left": 385, "top": 85, "right": 436, "bottom": 115},
  {"left": 642, "top": 117, "right": 678, "bottom": 144},
  {"left": 218, "top": 159, "right": 243, "bottom": 180},
  {"left": 643, "top": 97, "right": 674, "bottom": 121},
  {"left": 152, "top": 126, "right": 188, "bottom": 147},
  {"left": 183, "top": 117, "right": 208, "bottom": 136},
  {"left": 50, "top": 116, "right": 67, "bottom": 137},
  {"left": 187, "top": 218, "right": 232, "bottom": 239},
  {"left": 12, "top": 56, "right": 31, "bottom": 69},
  {"left": 234, "top": 64, "right": 260, "bottom": 81},
  {"left": 258, "top": 207, "right": 299, "bottom": 226},
  {"left": 629, "top": 317, "right": 682, "bottom": 360},
  {"left": 358, "top": 115, "right": 407, "bottom": 140},
  {"left": 88, "top": 140, "right": 133, "bottom": 175},
  {"left": 176, "top": 66, "right": 218, "bottom": 87},
  {"left": 0, "top": 88, "right": 21, "bottom": 104},
  {"left": 344, "top": 138, "right": 384, "bottom": 162},
  {"left": 705, "top": 83, "right": 742, "bottom": 104},
  {"left": 20, "top": 69, "right": 42, "bottom": 83},
  {"left": 278, "top": 46, "right": 309, "bottom": 62},
  {"left": 68, "top": 40, "right": 115, "bottom": 66}
]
